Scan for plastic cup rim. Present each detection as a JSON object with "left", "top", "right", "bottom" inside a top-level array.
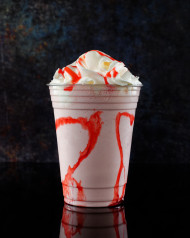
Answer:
[{"left": 47, "top": 83, "right": 142, "bottom": 87}]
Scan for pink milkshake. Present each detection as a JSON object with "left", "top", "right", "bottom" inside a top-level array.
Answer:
[{"left": 48, "top": 50, "right": 142, "bottom": 207}]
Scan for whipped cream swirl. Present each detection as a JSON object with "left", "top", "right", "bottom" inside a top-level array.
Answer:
[{"left": 50, "top": 50, "right": 141, "bottom": 86}]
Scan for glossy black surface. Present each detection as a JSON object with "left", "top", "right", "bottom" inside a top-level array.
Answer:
[{"left": 0, "top": 163, "right": 189, "bottom": 237}]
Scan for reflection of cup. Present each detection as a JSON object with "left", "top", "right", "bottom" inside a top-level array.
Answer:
[
  {"left": 49, "top": 84, "right": 141, "bottom": 207},
  {"left": 60, "top": 204, "right": 127, "bottom": 238}
]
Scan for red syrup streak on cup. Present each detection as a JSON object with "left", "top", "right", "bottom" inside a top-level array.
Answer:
[
  {"left": 55, "top": 111, "right": 103, "bottom": 202},
  {"left": 63, "top": 86, "right": 73, "bottom": 91},
  {"left": 62, "top": 206, "right": 85, "bottom": 238},
  {"left": 110, "top": 112, "right": 135, "bottom": 206}
]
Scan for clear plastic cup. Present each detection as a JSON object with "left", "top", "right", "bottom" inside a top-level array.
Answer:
[{"left": 48, "top": 84, "right": 141, "bottom": 207}]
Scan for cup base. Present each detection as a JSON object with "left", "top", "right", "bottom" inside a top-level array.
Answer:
[{"left": 62, "top": 185, "right": 126, "bottom": 207}]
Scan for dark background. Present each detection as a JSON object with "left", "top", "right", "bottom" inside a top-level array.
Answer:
[
  {"left": 0, "top": 1, "right": 190, "bottom": 237},
  {"left": 0, "top": 0, "right": 189, "bottom": 163}
]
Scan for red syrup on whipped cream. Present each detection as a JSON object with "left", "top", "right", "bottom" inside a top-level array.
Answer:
[
  {"left": 58, "top": 67, "right": 82, "bottom": 91},
  {"left": 56, "top": 50, "right": 122, "bottom": 91},
  {"left": 55, "top": 111, "right": 103, "bottom": 202},
  {"left": 90, "top": 50, "right": 120, "bottom": 62}
]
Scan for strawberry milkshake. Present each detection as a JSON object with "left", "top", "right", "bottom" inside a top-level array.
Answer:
[{"left": 48, "top": 50, "right": 142, "bottom": 207}]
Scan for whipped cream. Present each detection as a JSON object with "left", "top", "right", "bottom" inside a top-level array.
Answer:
[{"left": 50, "top": 50, "right": 142, "bottom": 86}]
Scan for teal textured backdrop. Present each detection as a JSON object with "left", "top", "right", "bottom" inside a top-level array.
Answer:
[{"left": 0, "top": 0, "right": 189, "bottom": 162}]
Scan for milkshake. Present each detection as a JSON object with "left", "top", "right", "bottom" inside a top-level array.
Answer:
[{"left": 48, "top": 50, "right": 142, "bottom": 207}]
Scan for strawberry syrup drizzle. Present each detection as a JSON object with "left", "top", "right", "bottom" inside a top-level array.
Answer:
[
  {"left": 112, "top": 67, "right": 119, "bottom": 77},
  {"left": 81, "top": 50, "right": 119, "bottom": 85},
  {"left": 98, "top": 67, "right": 119, "bottom": 85},
  {"left": 65, "top": 66, "right": 82, "bottom": 84},
  {"left": 105, "top": 67, "right": 119, "bottom": 84},
  {"left": 58, "top": 51, "right": 120, "bottom": 90},
  {"left": 64, "top": 86, "right": 73, "bottom": 91},
  {"left": 62, "top": 206, "right": 85, "bottom": 238},
  {"left": 104, "top": 76, "right": 109, "bottom": 85},
  {"left": 55, "top": 111, "right": 103, "bottom": 202},
  {"left": 63, "top": 66, "right": 82, "bottom": 91},
  {"left": 97, "top": 72, "right": 109, "bottom": 85},
  {"left": 91, "top": 50, "right": 120, "bottom": 62},
  {"left": 110, "top": 112, "right": 135, "bottom": 206},
  {"left": 58, "top": 68, "right": 64, "bottom": 76},
  {"left": 77, "top": 56, "right": 84, "bottom": 66},
  {"left": 121, "top": 182, "right": 126, "bottom": 199}
]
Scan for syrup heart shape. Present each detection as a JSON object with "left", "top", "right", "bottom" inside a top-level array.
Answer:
[
  {"left": 55, "top": 111, "right": 103, "bottom": 201},
  {"left": 110, "top": 112, "right": 134, "bottom": 206}
]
